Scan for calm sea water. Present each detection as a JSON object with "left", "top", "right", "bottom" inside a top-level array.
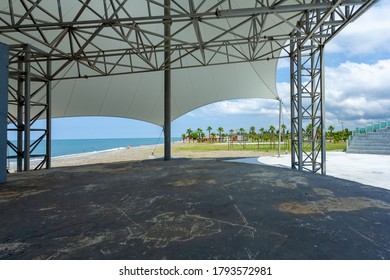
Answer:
[{"left": 8, "top": 137, "right": 181, "bottom": 158}]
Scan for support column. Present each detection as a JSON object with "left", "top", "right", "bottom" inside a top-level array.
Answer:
[
  {"left": 320, "top": 45, "right": 326, "bottom": 174},
  {"left": 7, "top": 45, "right": 52, "bottom": 172},
  {"left": 17, "top": 58, "right": 23, "bottom": 172},
  {"left": 23, "top": 45, "right": 31, "bottom": 171},
  {"left": 46, "top": 58, "right": 52, "bottom": 169},
  {"left": 290, "top": 34, "right": 303, "bottom": 171},
  {"left": 0, "top": 43, "right": 9, "bottom": 183},
  {"left": 290, "top": 41, "right": 296, "bottom": 170},
  {"left": 278, "top": 98, "right": 282, "bottom": 157},
  {"left": 163, "top": 0, "right": 171, "bottom": 161},
  {"left": 290, "top": 36, "right": 326, "bottom": 174}
]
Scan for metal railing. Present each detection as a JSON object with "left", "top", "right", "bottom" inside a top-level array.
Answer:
[{"left": 349, "top": 119, "right": 390, "bottom": 143}]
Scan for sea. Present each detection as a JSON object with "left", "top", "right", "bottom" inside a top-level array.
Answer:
[{"left": 7, "top": 137, "right": 181, "bottom": 159}]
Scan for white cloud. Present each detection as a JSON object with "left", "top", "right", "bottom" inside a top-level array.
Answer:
[
  {"left": 325, "top": 60, "right": 390, "bottom": 125},
  {"left": 328, "top": 1, "right": 390, "bottom": 55},
  {"left": 276, "top": 82, "right": 290, "bottom": 101},
  {"left": 190, "top": 82, "right": 290, "bottom": 117},
  {"left": 327, "top": 60, "right": 390, "bottom": 98},
  {"left": 196, "top": 98, "right": 280, "bottom": 116},
  {"left": 277, "top": 58, "right": 290, "bottom": 69}
]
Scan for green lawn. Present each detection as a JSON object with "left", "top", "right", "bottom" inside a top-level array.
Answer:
[
  {"left": 173, "top": 141, "right": 347, "bottom": 153},
  {"left": 325, "top": 141, "right": 347, "bottom": 151}
]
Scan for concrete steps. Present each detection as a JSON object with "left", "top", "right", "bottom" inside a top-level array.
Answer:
[{"left": 347, "top": 127, "right": 390, "bottom": 155}]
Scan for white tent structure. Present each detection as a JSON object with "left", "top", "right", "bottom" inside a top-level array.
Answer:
[
  {"left": 48, "top": 62, "right": 279, "bottom": 125},
  {"left": 0, "top": 0, "right": 379, "bottom": 182},
  {"left": 1, "top": 1, "right": 285, "bottom": 124}
]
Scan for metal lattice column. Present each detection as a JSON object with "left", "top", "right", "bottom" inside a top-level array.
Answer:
[
  {"left": 0, "top": 43, "right": 9, "bottom": 183},
  {"left": 290, "top": 36, "right": 326, "bottom": 174},
  {"left": 163, "top": 0, "right": 172, "bottom": 161},
  {"left": 7, "top": 44, "right": 52, "bottom": 172}
]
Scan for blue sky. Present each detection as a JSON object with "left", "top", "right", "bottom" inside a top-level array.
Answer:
[{"left": 41, "top": 1, "right": 390, "bottom": 139}]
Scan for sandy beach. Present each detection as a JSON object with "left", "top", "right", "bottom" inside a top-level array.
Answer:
[{"left": 8, "top": 141, "right": 274, "bottom": 172}]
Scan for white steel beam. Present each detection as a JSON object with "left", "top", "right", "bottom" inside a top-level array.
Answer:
[{"left": 0, "top": 1, "right": 376, "bottom": 80}]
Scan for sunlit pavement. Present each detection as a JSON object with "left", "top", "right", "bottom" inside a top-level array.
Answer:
[{"left": 228, "top": 152, "right": 390, "bottom": 191}]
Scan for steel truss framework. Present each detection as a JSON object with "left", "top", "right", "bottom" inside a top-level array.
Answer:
[
  {"left": 7, "top": 44, "right": 51, "bottom": 171},
  {"left": 0, "top": 0, "right": 378, "bottom": 173},
  {"left": 291, "top": 38, "right": 325, "bottom": 173}
]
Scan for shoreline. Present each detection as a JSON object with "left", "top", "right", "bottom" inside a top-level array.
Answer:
[
  {"left": 7, "top": 141, "right": 275, "bottom": 172},
  {"left": 7, "top": 143, "right": 164, "bottom": 172},
  {"left": 7, "top": 142, "right": 390, "bottom": 191},
  {"left": 47, "top": 141, "right": 274, "bottom": 167}
]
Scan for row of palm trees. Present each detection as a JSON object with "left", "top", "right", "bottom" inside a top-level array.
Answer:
[
  {"left": 182, "top": 125, "right": 288, "bottom": 144},
  {"left": 182, "top": 125, "right": 351, "bottom": 144}
]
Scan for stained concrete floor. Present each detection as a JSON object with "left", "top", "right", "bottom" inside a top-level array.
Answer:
[{"left": 0, "top": 158, "right": 390, "bottom": 260}]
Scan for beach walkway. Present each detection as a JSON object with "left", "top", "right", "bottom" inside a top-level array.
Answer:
[{"left": 1, "top": 158, "right": 390, "bottom": 259}]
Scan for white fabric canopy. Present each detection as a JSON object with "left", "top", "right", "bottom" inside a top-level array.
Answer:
[
  {"left": 1, "top": 0, "right": 300, "bottom": 126},
  {"left": 51, "top": 60, "right": 278, "bottom": 126}
]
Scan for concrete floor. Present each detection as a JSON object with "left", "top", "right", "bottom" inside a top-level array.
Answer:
[
  {"left": 255, "top": 152, "right": 390, "bottom": 190},
  {"left": 0, "top": 158, "right": 390, "bottom": 260}
]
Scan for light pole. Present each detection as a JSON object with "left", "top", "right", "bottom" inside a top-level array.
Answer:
[
  {"left": 338, "top": 120, "right": 344, "bottom": 131},
  {"left": 278, "top": 98, "right": 282, "bottom": 157}
]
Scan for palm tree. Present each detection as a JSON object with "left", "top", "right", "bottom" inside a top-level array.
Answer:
[
  {"left": 281, "top": 124, "right": 286, "bottom": 140},
  {"left": 190, "top": 132, "right": 198, "bottom": 143},
  {"left": 259, "top": 127, "right": 265, "bottom": 140},
  {"left": 211, "top": 132, "right": 217, "bottom": 142},
  {"left": 342, "top": 128, "right": 350, "bottom": 142},
  {"left": 328, "top": 125, "right": 335, "bottom": 142},
  {"left": 228, "top": 129, "right": 235, "bottom": 143},
  {"left": 281, "top": 124, "right": 287, "bottom": 149},
  {"left": 249, "top": 126, "right": 256, "bottom": 142},
  {"left": 181, "top": 133, "right": 186, "bottom": 143},
  {"left": 217, "top": 127, "right": 224, "bottom": 142},
  {"left": 269, "top": 125, "right": 276, "bottom": 148},
  {"left": 206, "top": 126, "right": 212, "bottom": 141},
  {"left": 196, "top": 128, "right": 203, "bottom": 142},
  {"left": 186, "top": 128, "right": 192, "bottom": 143},
  {"left": 316, "top": 126, "right": 322, "bottom": 140},
  {"left": 306, "top": 123, "right": 313, "bottom": 140}
]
